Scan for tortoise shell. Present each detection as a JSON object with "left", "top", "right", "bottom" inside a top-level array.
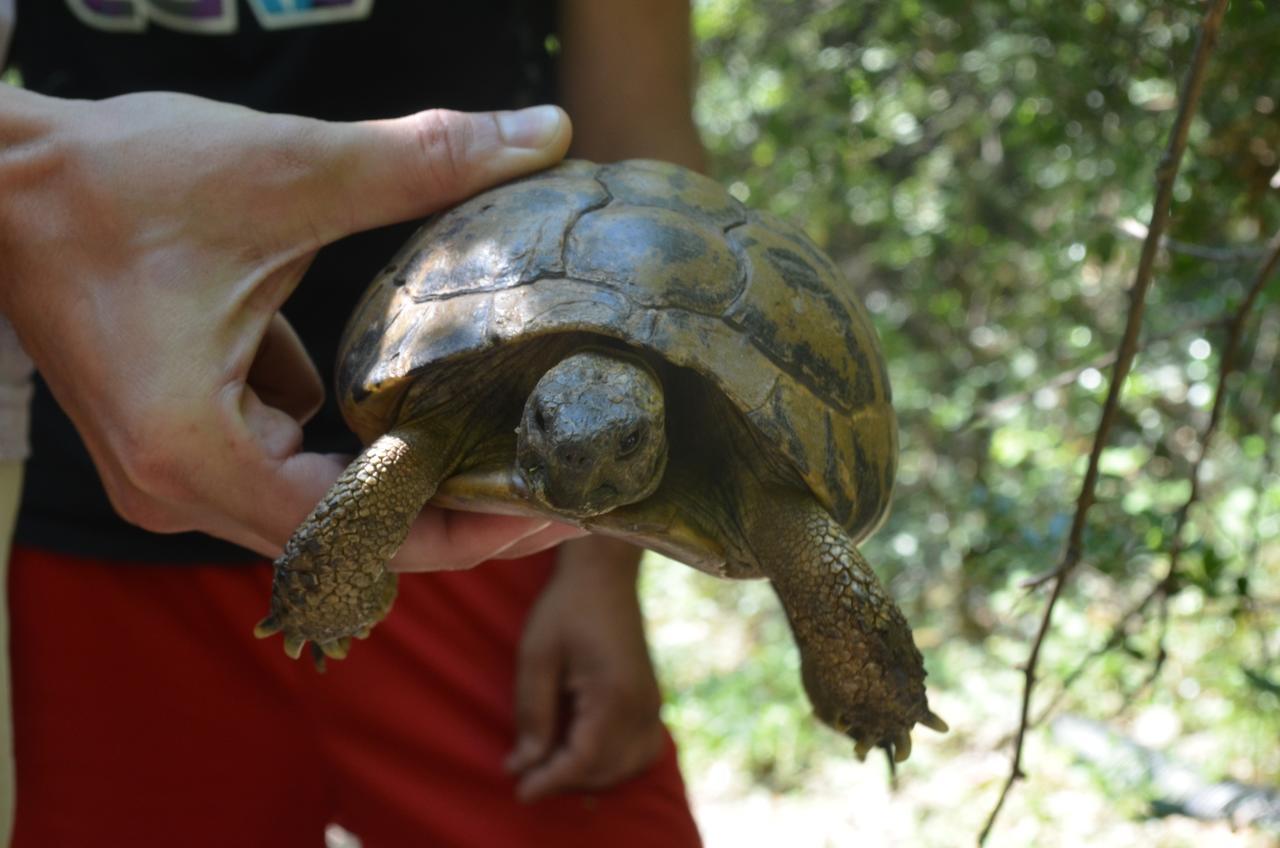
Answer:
[{"left": 336, "top": 159, "right": 896, "bottom": 540}]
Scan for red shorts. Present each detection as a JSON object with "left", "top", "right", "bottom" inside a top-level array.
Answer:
[{"left": 8, "top": 545, "right": 701, "bottom": 847}]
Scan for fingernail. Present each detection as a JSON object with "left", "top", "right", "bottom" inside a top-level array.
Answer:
[{"left": 497, "top": 105, "right": 564, "bottom": 149}]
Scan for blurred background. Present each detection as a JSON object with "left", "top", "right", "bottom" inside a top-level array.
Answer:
[{"left": 642, "top": 1, "right": 1280, "bottom": 845}]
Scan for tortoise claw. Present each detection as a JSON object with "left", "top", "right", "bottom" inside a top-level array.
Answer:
[
  {"left": 319, "top": 637, "right": 352, "bottom": 661},
  {"left": 921, "top": 709, "right": 949, "bottom": 734},
  {"left": 854, "top": 738, "right": 873, "bottom": 761},
  {"left": 892, "top": 731, "right": 912, "bottom": 763},
  {"left": 253, "top": 615, "right": 282, "bottom": 639},
  {"left": 283, "top": 633, "right": 306, "bottom": 660},
  {"left": 261, "top": 626, "right": 355, "bottom": 672}
]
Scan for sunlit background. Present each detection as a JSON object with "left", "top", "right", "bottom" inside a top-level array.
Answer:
[
  {"left": 7, "top": 2, "right": 1278, "bottom": 846},
  {"left": 640, "top": 1, "right": 1280, "bottom": 845}
]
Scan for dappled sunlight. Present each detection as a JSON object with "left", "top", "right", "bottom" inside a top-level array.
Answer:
[{"left": 670, "top": 0, "right": 1280, "bottom": 842}]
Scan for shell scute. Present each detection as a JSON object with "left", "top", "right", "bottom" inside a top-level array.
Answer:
[
  {"left": 402, "top": 174, "right": 607, "bottom": 301},
  {"left": 726, "top": 212, "right": 889, "bottom": 415},
  {"left": 598, "top": 159, "right": 747, "bottom": 230},
  {"left": 565, "top": 205, "right": 744, "bottom": 314}
]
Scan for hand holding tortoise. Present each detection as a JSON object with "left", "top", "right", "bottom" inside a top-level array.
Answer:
[{"left": 0, "top": 85, "right": 579, "bottom": 565}]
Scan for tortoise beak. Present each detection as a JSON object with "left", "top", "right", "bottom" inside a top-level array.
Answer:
[{"left": 518, "top": 463, "right": 608, "bottom": 519}]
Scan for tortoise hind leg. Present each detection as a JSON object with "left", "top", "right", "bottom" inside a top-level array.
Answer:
[
  {"left": 255, "top": 425, "right": 447, "bottom": 668},
  {"left": 745, "top": 489, "right": 945, "bottom": 762}
]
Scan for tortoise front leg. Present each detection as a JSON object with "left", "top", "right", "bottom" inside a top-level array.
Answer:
[
  {"left": 255, "top": 425, "right": 447, "bottom": 669},
  {"left": 749, "top": 490, "right": 946, "bottom": 762}
]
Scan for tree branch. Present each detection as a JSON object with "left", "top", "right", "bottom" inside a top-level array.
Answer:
[
  {"left": 958, "top": 316, "right": 1225, "bottom": 432},
  {"left": 1043, "top": 230, "right": 1280, "bottom": 717},
  {"left": 978, "top": 2, "right": 1231, "bottom": 842},
  {"left": 1114, "top": 216, "right": 1271, "bottom": 263}
]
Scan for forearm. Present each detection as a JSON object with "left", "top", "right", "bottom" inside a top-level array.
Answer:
[
  {"left": 552, "top": 0, "right": 705, "bottom": 584},
  {"left": 558, "top": 0, "right": 706, "bottom": 173},
  {"left": 554, "top": 534, "right": 641, "bottom": 588}
]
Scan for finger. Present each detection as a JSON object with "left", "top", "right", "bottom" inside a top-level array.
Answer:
[
  {"left": 516, "top": 691, "right": 666, "bottom": 802},
  {"left": 313, "top": 105, "right": 572, "bottom": 242},
  {"left": 515, "top": 715, "right": 606, "bottom": 803},
  {"left": 91, "top": 376, "right": 316, "bottom": 555},
  {"left": 202, "top": 421, "right": 556, "bottom": 567},
  {"left": 492, "top": 522, "right": 588, "bottom": 560},
  {"left": 506, "top": 642, "right": 562, "bottom": 775},
  {"left": 202, "top": 448, "right": 350, "bottom": 561},
  {"left": 245, "top": 313, "right": 324, "bottom": 424},
  {"left": 390, "top": 511, "right": 554, "bottom": 572}
]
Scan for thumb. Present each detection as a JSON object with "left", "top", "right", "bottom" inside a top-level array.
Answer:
[{"left": 313, "top": 105, "right": 572, "bottom": 241}]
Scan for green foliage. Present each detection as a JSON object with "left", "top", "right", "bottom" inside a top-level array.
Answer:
[{"left": 646, "top": 0, "right": 1280, "bottom": 841}]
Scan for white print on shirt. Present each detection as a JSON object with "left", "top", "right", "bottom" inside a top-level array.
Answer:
[{"left": 64, "top": 0, "right": 374, "bottom": 35}]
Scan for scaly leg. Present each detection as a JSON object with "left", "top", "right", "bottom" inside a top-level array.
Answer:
[
  {"left": 255, "top": 425, "right": 445, "bottom": 669},
  {"left": 750, "top": 490, "right": 946, "bottom": 762}
]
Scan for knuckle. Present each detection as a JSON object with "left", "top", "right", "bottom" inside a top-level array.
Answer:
[
  {"left": 409, "top": 109, "right": 477, "bottom": 199},
  {"left": 104, "top": 482, "right": 185, "bottom": 533},
  {"left": 255, "top": 116, "right": 340, "bottom": 248},
  {"left": 597, "top": 677, "right": 642, "bottom": 707},
  {"left": 114, "top": 419, "right": 199, "bottom": 506},
  {"left": 256, "top": 114, "right": 326, "bottom": 186},
  {"left": 604, "top": 674, "right": 663, "bottom": 718},
  {"left": 555, "top": 750, "right": 592, "bottom": 779},
  {"left": 573, "top": 757, "right": 618, "bottom": 790}
]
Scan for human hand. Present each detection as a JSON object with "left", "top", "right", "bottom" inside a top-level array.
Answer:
[
  {"left": 0, "top": 85, "right": 572, "bottom": 566},
  {"left": 506, "top": 536, "right": 665, "bottom": 801}
]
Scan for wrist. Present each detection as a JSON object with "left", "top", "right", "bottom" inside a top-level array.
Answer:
[{"left": 553, "top": 535, "right": 642, "bottom": 589}]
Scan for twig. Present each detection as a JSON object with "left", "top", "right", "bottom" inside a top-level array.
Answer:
[
  {"left": 977, "top": 3, "right": 1230, "bottom": 843},
  {"left": 1114, "top": 217, "right": 1271, "bottom": 263},
  {"left": 1242, "top": 346, "right": 1280, "bottom": 667},
  {"left": 996, "top": 207, "right": 1280, "bottom": 844},
  {"left": 958, "top": 317, "right": 1226, "bottom": 432},
  {"left": 1133, "top": 224, "right": 1280, "bottom": 676},
  {"left": 1029, "top": 578, "right": 1164, "bottom": 727},
  {"left": 1108, "top": 592, "right": 1171, "bottom": 720},
  {"left": 1091, "top": 228, "right": 1280, "bottom": 716},
  {"left": 960, "top": 350, "right": 1119, "bottom": 431}
]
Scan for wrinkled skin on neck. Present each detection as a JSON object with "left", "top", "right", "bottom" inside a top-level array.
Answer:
[{"left": 516, "top": 349, "right": 668, "bottom": 518}]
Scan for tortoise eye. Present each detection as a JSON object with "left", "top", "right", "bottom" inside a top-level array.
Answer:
[
  {"left": 534, "top": 406, "right": 549, "bottom": 432},
  {"left": 618, "top": 428, "right": 643, "bottom": 457}
]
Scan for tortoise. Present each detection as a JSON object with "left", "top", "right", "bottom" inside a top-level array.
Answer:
[{"left": 255, "top": 159, "right": 946, "bottom": 760}]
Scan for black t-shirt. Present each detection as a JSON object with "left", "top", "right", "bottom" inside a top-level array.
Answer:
[{"left": 8, "top": 0, "right": 559, "bottom": 561}]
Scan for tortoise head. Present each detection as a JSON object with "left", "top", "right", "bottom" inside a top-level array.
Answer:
[{"left": 516, "top": 348, "right": 667, "bottom": 518}]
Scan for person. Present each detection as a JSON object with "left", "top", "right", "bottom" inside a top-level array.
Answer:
[
  {"left": 0, "top": 319, "right": 27, "bottom": 847},
  {"left": 0, "top": 2, "right": 706, "bottom": 845}
]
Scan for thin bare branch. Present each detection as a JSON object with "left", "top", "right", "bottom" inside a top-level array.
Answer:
[
  {"left": 989, "top": 212, "right": 1280, "bottom": 847},
  {"left": 1144, "top": 225, "right": 1280, "bottom": 651},
  {"left": 1114, "top": 217, "right": 1271, "bottom": 262},
  {"left": 978, "top": 2, "right": 1230, "bottom": 843},
  {"left": 959, "top": 317, "right": 1226, "bottom": 433}
]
